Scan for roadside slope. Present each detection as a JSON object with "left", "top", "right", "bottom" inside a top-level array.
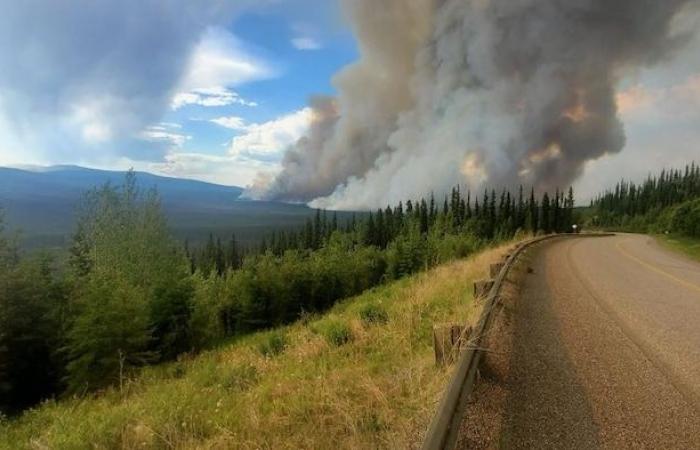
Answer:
[
  {"left": 657, "top": 234, "right": 700, "bottom": 263},
  {"left": 0, "top": 243, "right": 515, "bottom": 449}
]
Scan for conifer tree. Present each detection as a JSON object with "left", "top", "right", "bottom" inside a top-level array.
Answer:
[
  {"left": 228, "top": 234, "right": 240, "bottom": 270},
  {"left": 541, "top": 192, "right": 551, "bottom": 234}
]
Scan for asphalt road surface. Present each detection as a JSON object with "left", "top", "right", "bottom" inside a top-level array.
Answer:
[{"left": 459, "top": 234, "right": 700, "bottom": 449}]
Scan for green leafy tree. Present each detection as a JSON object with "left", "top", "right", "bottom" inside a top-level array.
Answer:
[
  {"left": 65, "top": 272, "right": 153, "bottom": 392},
  {"left": 65, "top": 172, "right": 192, "bottom": 391}
]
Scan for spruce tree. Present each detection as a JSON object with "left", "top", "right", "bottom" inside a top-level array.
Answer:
[{"left": 541, "top": 192, "right": 551, "bottom": 234}]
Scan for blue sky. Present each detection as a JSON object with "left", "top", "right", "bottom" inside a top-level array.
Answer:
[
  {"left": 163, "top": 8, "right": 356, "bottom": 154},
  {"left": 142, "top": 2, "right": 359, "bottom": 186},
  {"left": 0, "top": 0, "right": 358, "bottom": 187}
]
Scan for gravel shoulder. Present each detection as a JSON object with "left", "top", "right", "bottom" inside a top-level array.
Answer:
[{"left": 457, "top": 235, "right": 700, "bottom": 449}]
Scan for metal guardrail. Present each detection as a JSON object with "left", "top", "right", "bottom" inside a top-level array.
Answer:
[{"left": 421, "top": 233, "right": 614, "bottom": 450}]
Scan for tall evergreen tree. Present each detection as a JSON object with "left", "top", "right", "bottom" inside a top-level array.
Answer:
[{"left": 541, "top": 192, "right": 551, "bottom": 234}]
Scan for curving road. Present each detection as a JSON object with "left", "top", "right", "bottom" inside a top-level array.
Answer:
[{"left": 458, "top": 234, "right": 700, "bottom": 449}]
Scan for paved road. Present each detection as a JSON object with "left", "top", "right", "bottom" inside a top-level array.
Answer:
[{"left": 460, "top": 234, "right": 700, "bottom": 449}]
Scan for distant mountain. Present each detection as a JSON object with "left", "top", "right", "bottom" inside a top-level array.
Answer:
[{"left": 0, "top": 166, "right": 323, "bottom": 249}]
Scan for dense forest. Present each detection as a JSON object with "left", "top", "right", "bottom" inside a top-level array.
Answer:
[
  {"left": 0, "top": 172, "right": 576, "bottom": 415},
  {"left": 591, "top": 163, "right": 700, "bottom": 237}
]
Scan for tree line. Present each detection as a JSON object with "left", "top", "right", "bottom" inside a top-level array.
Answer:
[
  {"left": 0, "top": 172, "right": 576, "bottom": 415},
  {"left": 189, "top": 186, "right": 576, "bottom": 275},
  {"left": 591, "top": 162, "right": 700, "bottom": 237}
]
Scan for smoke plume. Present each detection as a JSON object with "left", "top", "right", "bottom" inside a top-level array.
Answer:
[{"left": 253, "top": 0, "right": 698, "bottom": 209}]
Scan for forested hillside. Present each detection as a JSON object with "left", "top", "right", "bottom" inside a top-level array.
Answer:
[
  {"left": 0, "top": 172, "right": 576, "bottom": 415},
  {"left": 0, "top": 166, "right": 320, "bottom": 249},
  {"left": 591, "top": 163, "right": 700, "bottom": 237}
]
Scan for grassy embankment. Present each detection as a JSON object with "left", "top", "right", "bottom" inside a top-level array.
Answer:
[
  {"left": 0, "top": 242, "right": 516, "bottom": 450},
  {"left": 656, "top": 234, "right": 700, "bottom": 263}
]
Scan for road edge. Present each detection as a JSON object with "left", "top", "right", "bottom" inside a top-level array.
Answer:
[{"left": 420, "top": 232, "right": 614, "bottom": 450}]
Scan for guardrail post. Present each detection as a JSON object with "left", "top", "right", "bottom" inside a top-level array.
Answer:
[
  {"left": 433, "top": 324, "right": 472, "bottom": 366},
  {"left": 473, "top": 279, "right": 494, "bottom": 299},
  {"left": 489, "top": 262, "right": 504, "bottom": 278}
]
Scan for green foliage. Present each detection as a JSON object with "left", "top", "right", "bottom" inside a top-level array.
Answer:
[
  {"left": 670, "top": 199, "right": 700, "bottom": 238},
  {"left": 359, "top": 303, "right": 389, "bottom": 326},
  {"left": 257, "top": 331, "right": 289, "bottom": 357},
  {"left": 316, "top": 319, "right": 353, "bottom": 346},
  {"left": 188, "top": 273, "right": 228, "bottom": 350},
  {"left": 658, "top": 234, "right": 700, "bottom": 263},
  {"left": 149, "top": 278, "right": 195, "bottom": 360},
  {"left": 0, "top": 177, "right": 578, "bottom": 414},
  {"left": 0, "top": 253, "right": 66, "bottom": 414},
  {"left": 592, "top": 162, "right": 700, "bottom": 236},
  {"left": 64, "top": 172, "right": 192, "bottom": 392},
  {"left": 65, "top": 272, "right": 155, "bottom": 392}
]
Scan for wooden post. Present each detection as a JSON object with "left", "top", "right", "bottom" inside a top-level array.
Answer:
[
  {"left": 489, "top": 262, "right": 504, "bottom": 278},
  {"left": 473, "top": 279, "right": 494, "bottom": 299},
  {"left": 433, "top": 324, "right": 472, "bottom": 366}
]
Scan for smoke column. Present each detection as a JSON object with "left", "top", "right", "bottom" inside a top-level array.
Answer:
[{"left": 250, "top": 0, "right": 698, "bottom": 209}]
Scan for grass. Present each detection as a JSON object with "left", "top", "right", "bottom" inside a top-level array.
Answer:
[
  {"left": 656, "top": 234, "right": 700, "bottom": 263},
  {"left": 359, "top": 303, "right": 389, "bottom": 327},
  {"left": 256, "top": 331, "right": 289, "bottom": 358},
  {"left": 0, "top": 242, "right": 515, "bottom": 450}
]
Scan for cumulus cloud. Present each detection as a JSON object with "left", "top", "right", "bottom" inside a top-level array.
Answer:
[
  {"left": 172, "top": 88, "right": 258, "bottom": 110},
  {"left": 171, "top": 27, "right": 273, "bottom": 110},
  {"left": 139, "top": 123, "right": 191, "bottom": 148},
  {"left": 227, "top": 108, "right": 313, "bottom": 159},
  {"left": 210, "top": 116, "right": 247, "bottom": 130},
  {"left": 145, "top": 151, "right": 273, "bottom": 187},
  {"left": 181, "top": 27, "right": 273, "bottom": 90}
]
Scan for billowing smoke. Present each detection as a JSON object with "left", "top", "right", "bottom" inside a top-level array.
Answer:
[{"left": 254, "top": 0, "right": 698, "bottom": 209}]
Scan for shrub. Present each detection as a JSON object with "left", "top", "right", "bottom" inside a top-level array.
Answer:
[
  {"left": 671, "top": 199, "right": 700, "bottom": 238},
  {"left": 318, "top": 320, "right": 353, "bottom": 346},
  {"left": 359, "top": 303, "right": 389, "bottom": 326},
  {"left": 257, "top": 331, "right": 289, "bottom": 358}
]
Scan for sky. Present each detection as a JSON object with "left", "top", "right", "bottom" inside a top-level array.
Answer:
[
  {"left": 0, "top": 0, "right": 357, "bottom": 187},
  {"left": 0, "top": 0, "right": 698, "bottom": 204}
]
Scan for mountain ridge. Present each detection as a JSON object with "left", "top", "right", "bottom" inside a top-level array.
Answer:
[{"left": 0, "top": 165, "right": 318, "bottom": 248}]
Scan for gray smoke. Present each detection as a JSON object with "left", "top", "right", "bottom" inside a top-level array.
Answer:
[{"left": 254, "top": 0, "right": 698, "bottom": 209}]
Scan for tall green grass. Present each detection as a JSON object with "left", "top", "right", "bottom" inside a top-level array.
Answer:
[{"left": 657, "top": 234, "right": 700, "bottom": 263}]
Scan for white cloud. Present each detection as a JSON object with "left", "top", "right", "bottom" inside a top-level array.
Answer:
[
  {"left": 0, "top": 1, "right": 248, "bottom": 164},
  {"left": 67, "top": 99, "right": 115, "bottom": 144},
  {"left": 139, "top": 124, "right": 191, "bottom": 148},
  {"left": 182, "top": 27, "right": 272, "bottom": 90},
  {"left": 210, "top": 115, "right": 247, "bottom": 130},
  {"left": 227, "top": 108, "right": 313, "bottom": 158},
  {"left": 172, "top": 87, "right": 258, "bottom": 110},
  {"left": 171, "top": 27, "right": 273, "bottom": 110},
  {"left": 130, "top": 150, "right": 278, "bottom": 187},
  {"left": 291, "top": 37, "right": 322, "bottom": 50},
  {"left": 290, "top": 21, "right": 323, "bottom": 51}
]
